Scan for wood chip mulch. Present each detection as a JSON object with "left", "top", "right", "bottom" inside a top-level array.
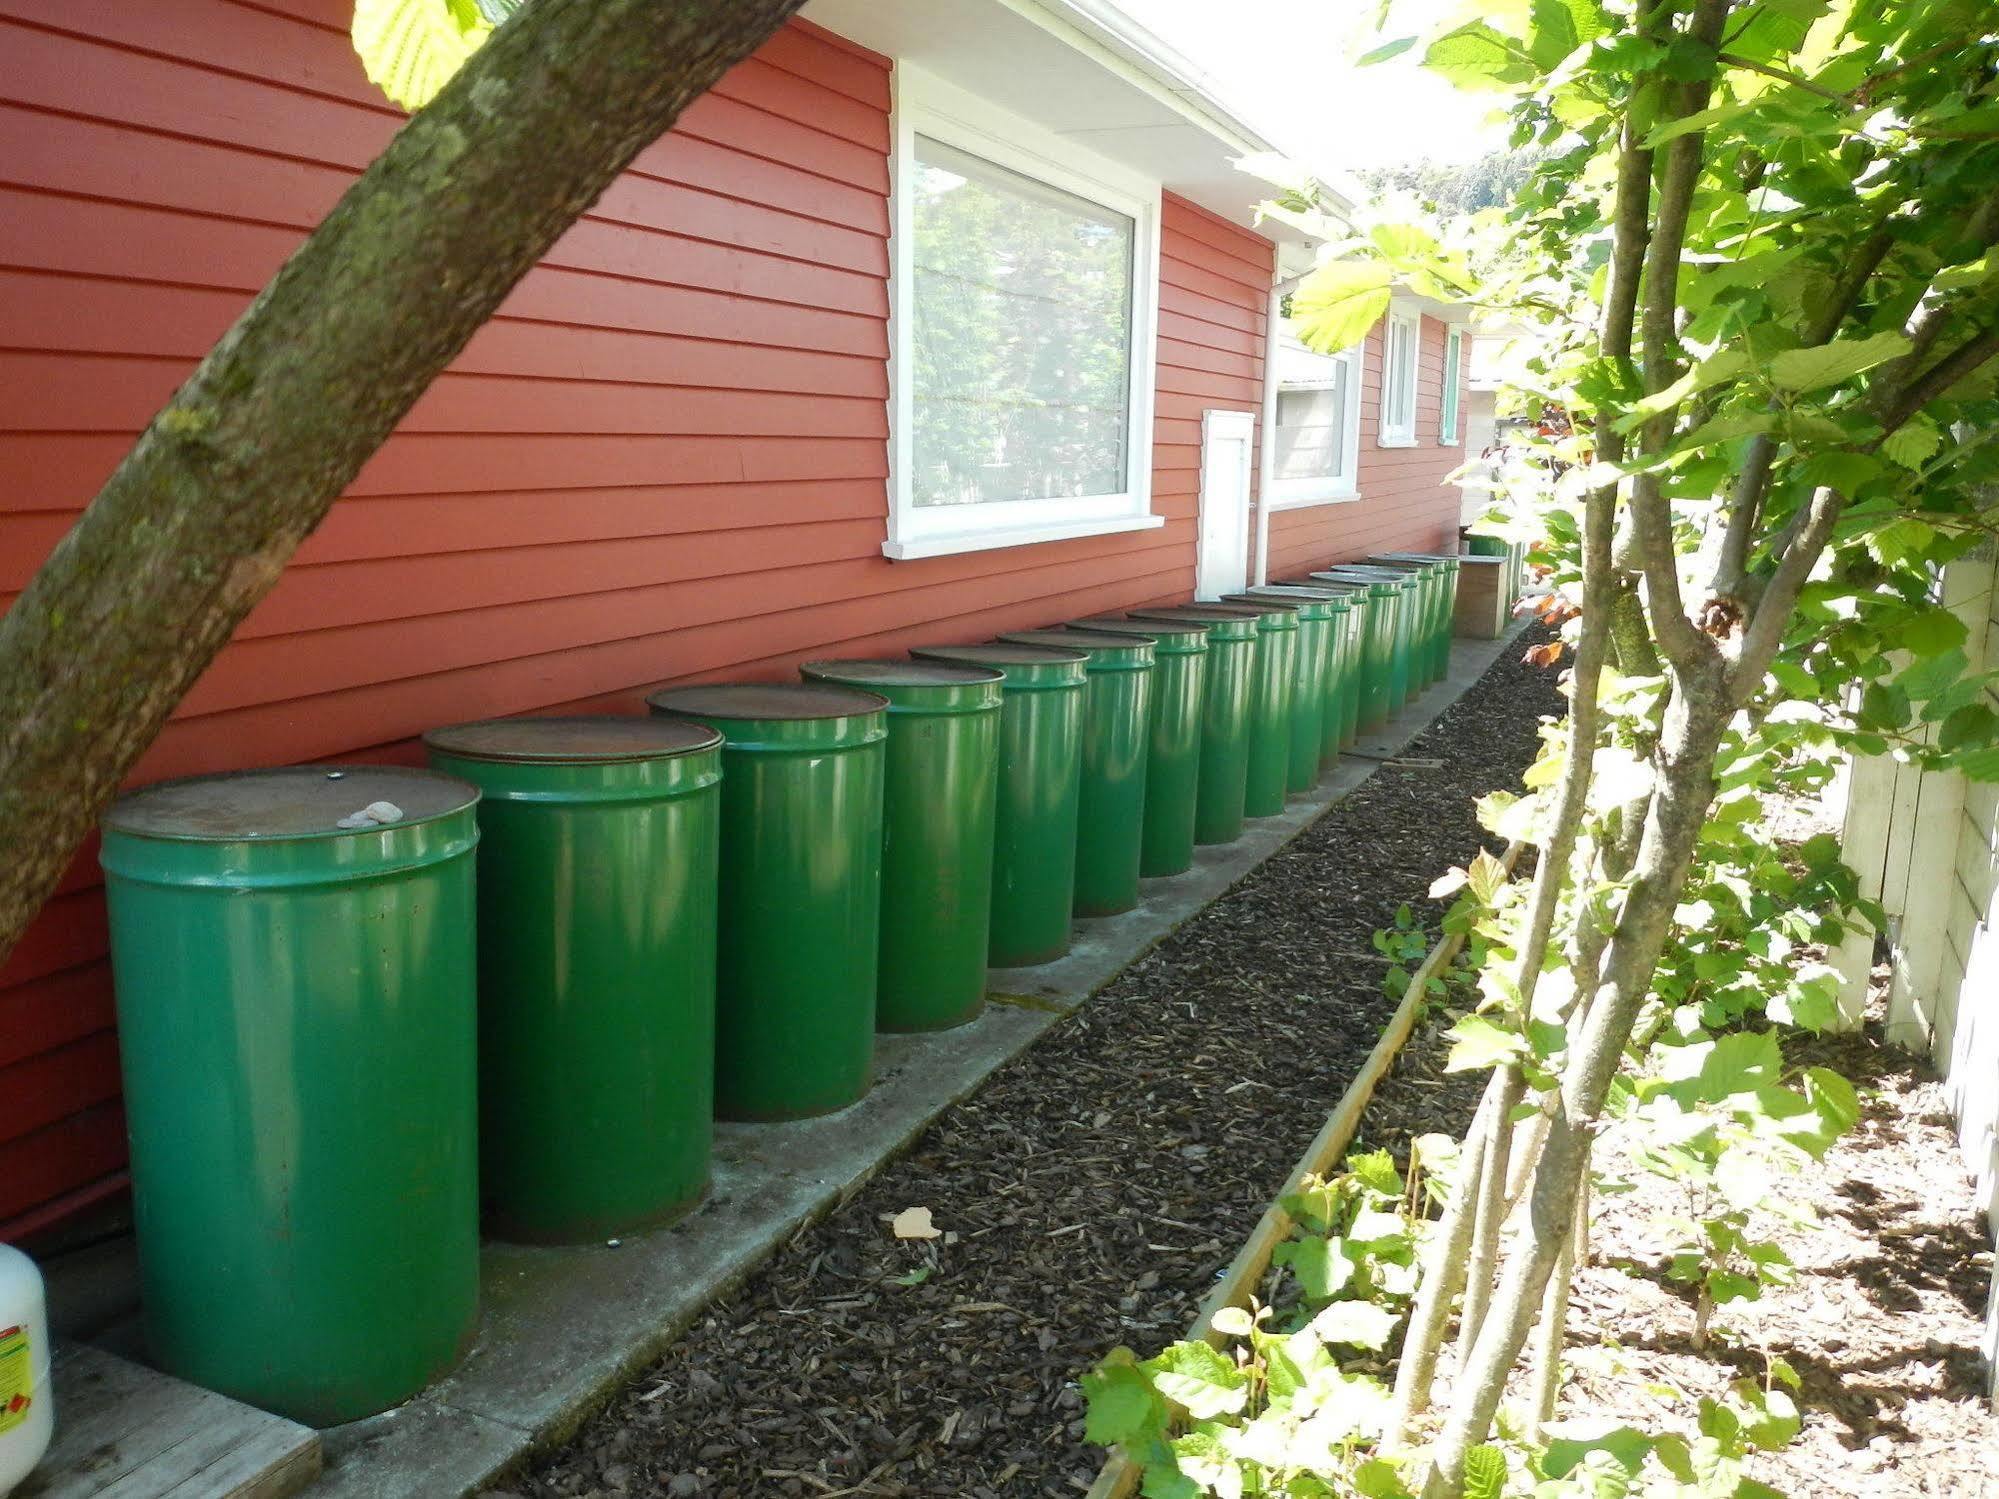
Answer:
[{"left": 503, "top": 629, "right": 1563, "bottom": 1499}]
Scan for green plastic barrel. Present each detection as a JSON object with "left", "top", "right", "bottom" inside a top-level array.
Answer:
[
  {"left": 998, "top": 629, "right": 1155, "bottom": 918},
  {"left": 1226, "top": 593, "right": 1332, "bottom": 791},
  {"left": 647, "top": 683, "right": 886, "bottom": 1120},
  {"left": 1376, "top": 552, "right": 1460, "bottom": 681},
  {"left": 1339, "top": 566, "right": 1422, "bottom": 709},
  {"left": 799, "top": 659, "right": 1003, "bottom": 1032},
  {"left": 100, "top": 766, "right": 481, "bottom": 1424},
  {"left": 1309, "top": 572, "right": 1396, "bottom": 732},
  {"left": 1198, "top": 601, "right": 1297, "bottom": 816},
  {"left": 1240, "top": 586, "right": 1351, "bottom": 770},
  {"left": 1368, "top": 556, "right": 1446, "bottom": 687},
  {"left": 1128, "top": 607, "right": 1257, "bottom": 844},
  {"left": 1284, "top": 580, "right": 1370, "bottom": 747},
  {"left": 1070, "top": 616, "right": 1209, "bottom": 879},
  {"left": 423, "top": 716, "right": 720, "bottom": 1244},
  {"left": 912, "top": 643, "right": 1086, "bottom": 967},
  {"left": 1316, "top": 568, "right": 1411, "bottom": 718}
]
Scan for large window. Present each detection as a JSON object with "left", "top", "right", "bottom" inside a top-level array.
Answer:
[
  {"left": 1379, "top": 304, "right": 1420, "bottom": 447},
  {"left": 886, "top": 73, "right": 1162, "bottom": 560},
  {"left": 1269, "top": 321, "right": 1362, "bottom": 507}
]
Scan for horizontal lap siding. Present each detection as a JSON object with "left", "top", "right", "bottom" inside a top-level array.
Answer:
[
  {"left": 0, "top": 6, "right": 1275, "bottom": 1234},
  {"left": 1266, "top": 315, "right": 1468, "bottom": 577}
]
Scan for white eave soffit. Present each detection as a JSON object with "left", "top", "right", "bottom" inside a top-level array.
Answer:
[{"left": 800, "top": 0, "right": 1340, "bottom": 244}]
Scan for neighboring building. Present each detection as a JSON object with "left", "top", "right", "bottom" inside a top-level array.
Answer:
[{"left": 0, "top": 0, "right": 1471, "bottom": 1238}]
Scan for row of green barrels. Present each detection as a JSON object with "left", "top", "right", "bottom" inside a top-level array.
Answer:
[{"left": 92, "top": 555, "right": 1457, "bottom": 1425}]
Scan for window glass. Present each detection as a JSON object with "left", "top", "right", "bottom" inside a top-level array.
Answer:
[
  {"left": 1273, "top": 331, "right": 1351, "bottom": 483},
  {"left": 909, "top": 135, "right": 1135, "bottom": 508},
  {"left": 1441, "top": 328, "right": 1463, "bottom": 440}
]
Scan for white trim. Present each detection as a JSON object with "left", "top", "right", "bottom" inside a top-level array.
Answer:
[
  {"left": 1378, "top": 301, "right": 1420, "bottom": 448},
  {"left": 1265, "top": 488, "right": 1362, "bottom": 512},
  {"left": 1252, "top": 280, "right": 1279, "bottom": 586},
  {"left": 884, "top": 512, "right": 1165, "bottom": 561},
  {"left": 882, "top": 65, "right": 1162, "bottom": 561}
]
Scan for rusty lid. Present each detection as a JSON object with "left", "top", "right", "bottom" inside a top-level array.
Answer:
[
  {"left": 424, "top": 715, "right": 721, "bottom": 764},
  {"left": 105, "top": 765, "right": 479, "bottom": 841}
]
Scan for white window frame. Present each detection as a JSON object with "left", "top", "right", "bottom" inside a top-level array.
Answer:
[
  {"left": 1439, "top": 324, "right": 1464, "bottom": 445},
  {"left": 883, "top": 66, "right": 1165, "bottom": 561},
  {"left": 1377, "top": 301, "right": 1421, "bottom": 449},
  {"left": 1268, "top": 341, "right": 1365, "bottom": 510}
]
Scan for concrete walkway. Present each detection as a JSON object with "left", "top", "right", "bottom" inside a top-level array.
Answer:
[{"left": 157, "top": 629, "right": 1528, "bottom": 1499}]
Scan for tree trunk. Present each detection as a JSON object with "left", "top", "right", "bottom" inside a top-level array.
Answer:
[{"left": 0, "top": 0, "right": 806, "bottom": 965}]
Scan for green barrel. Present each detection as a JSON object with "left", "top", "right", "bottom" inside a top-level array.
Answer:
[
  {"left": 1240, "top": 586, "right": 1351, "bottom": 770},
  {"left": 997, "top": 629, "right": 1155, "bottom": 918},
  {"left": 912, "top": 642, "right": 1086, "bottom": 967},
  {"left": 1315, "top": 568, "right": 1411, "bottom": 719},
  {"left": 1376, "top": 552, "right": 1461, "bottom": 681},
  {"left": 1128, "top": 607, "right": 1257, "bottom": 844},
  {"left": 1070, "top": 616, "right": 1209, "bottom": 879},
  {"left": 423, "top": 716, "right": 721, "bottom": 1244},
  {"left": 1368, "top": 556, "right": 1446, "bottom": 687},
  {"left": 1199, "top": 601, "right": 1297, "bottom": 816},
  {"left": 1226, "top": 593, "right": 1331, "bottom": 792},
  {"left": 647, "top": 683, "right": 886, "bottom": 1121},
  {"left": 799, "top": 659, "right": 1003, "bottom": 1032},
  {"left": 1284, "top": 579, "right": 1371, "bottom": 747},
  {"left": 1308, "top": 572, "right": 1397, "bottom": 732},
  {"left": 100, "top": 766, "right": 481, "bottom": 1424}
]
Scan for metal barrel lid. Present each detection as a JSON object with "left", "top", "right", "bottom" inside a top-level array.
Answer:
[
  {"left": 1230, "top": 589, "right": 1336, "bottom": 619},
  {"left": 647, "top": 682, "right": 889, "bottom": 753},
  {"left": 103, "top": 765, "right": 478, "bottom": 842},
  {"left": 1127, "top": 606, "right": 1261, "bottom": 640},
  {"left": 1067, "top": 616, "right": 1210, "bottom": 655},
  {"left": 423, "top": 714, "right": 722, "bottom": 764},
  {"left": 1243, "top": 584, "right": 1353, "bottom": 607},
  {"left": 996, "top": 629, "right": 1154, "bottom": 670},
  {"left": 1311, "top": 569, "right": 1405, "bottom": 595},
  {"left": 800, "top": 658, "right": 1003, "bottom": 715},
  {"left": 1208, "top": 596, "right": 1301, "bottom": 630},
  {"left": 910, "top": 642, "right": 1088, "bottom": 692},
  {"left": 1373, "top": 551, "right": 1458, "bottom": 564}
]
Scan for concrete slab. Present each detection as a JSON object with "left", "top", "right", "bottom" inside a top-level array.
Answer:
[{"left": 43, "top": 626, "right": 1526, "bottom": 1499}]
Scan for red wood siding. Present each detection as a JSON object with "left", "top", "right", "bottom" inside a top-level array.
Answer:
[
  {"left": 1266, "top": 313, "right": 1469, "bottom": 578},
  {"left": 0, "top": 4, "right": 1290, "bottom": 1235}
]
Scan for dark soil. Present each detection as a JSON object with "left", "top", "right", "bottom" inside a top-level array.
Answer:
[{"left": 504, "top": 631, "right": 1564, "bottom": 1499}]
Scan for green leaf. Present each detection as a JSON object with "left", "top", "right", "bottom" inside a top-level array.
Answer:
[
  {"left": 1082, "top": 1355, "right": 1165, "bottom": 1446},
  {"left": 1291, "top": 261, "right": 1393, "bottom": 353},
  {"left": 351, "top": 0, "right": 491, "bottom": 110},
  {"left": 1899, "top": 606, "right": 1970, "bottom": 658},
  {"left": 1358, "top": 36, "right": 1419, "bottom": 65},
  {"left": 1864, "top": 516, "right": 1937, "bottom": 566},
  {"left": 1309, "top": 1298, "right": 1401, "bottom": 1349},
  {"left": 1882, "top": 415, "right": 1943, "bottom": 469},
  {"left": 1445, "top": 1014, "right": 1528, "bottom": 1072},
  {"left": 1351, "top": 1456, "right": 1414, "bottom": 1498},
  {"left": 1142, "top": 1340, "right": 1248, "bottom": 1420},
  {"left": 1425, "top": 23, "right": 1539, "bottom": 91},
  {"left": 1272, "top": 1236, "right": 1342, "bottom": 1301},
  {"left": 1462, "top": 1443, "right": 1509, "bottom": 1499},
  {"left": 1767, "top": 331, "right": 1911, "bottom": 392},
  {"left": 1208, "top": 1304, "right": 1254, "bottom": 1338}
]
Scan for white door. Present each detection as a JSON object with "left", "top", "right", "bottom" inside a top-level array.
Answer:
[{"left": 1195, "top": 408, "right": 1255, "bottom": 600}]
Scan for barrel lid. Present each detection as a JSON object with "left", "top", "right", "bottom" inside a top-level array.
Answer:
[
  {"left": 646, "top": 682, "right": 888, "bottom": 721},
  {"left": 801, "top": 658, "right": 1004, "bottom": 688},
  {"left": 1245, "top": 585, "right": 1347, "bottom": 600},
  {"left": 1220, "top": 594, "right": 1304, "bottom": 612},
  {"left": 998, "top": 629, "right": 1153, "bottom": 656},
  {"left": 1129, "top": 605, "right": 1260, "bottom": 626},
  {"left": 424, "top": 714, "right": 721, "bottom": 764},
  {"left": 1069, "top": 616, "right": 1209, "bottom": 640},
  {"left": 913, "top": 642, "right": 1087, "bottom": 667},
  {"left": 104, "top": 765, "right": 478, "bottom": 841}
]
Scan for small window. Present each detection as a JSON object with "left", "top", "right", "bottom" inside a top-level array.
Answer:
[
  {"left": 1379, "top": 305, "right": 1419, "bottom": 447},
  {"left": 886, "top": 72, "right": 1163, "bottom": 560},
  {"left": 1269, "top": 320, "right": 1362, "bottom": 507},
  {"left": 1440, "top": 326, "right": 1464, "bottom": 444}
]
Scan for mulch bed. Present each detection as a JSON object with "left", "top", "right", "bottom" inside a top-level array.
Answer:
[
  {"left": 502, "top": 629, "right": 1563, "bottom": 1499},
  {"left": 1563, "top": 1008, "right": 1999, "bottom": 1498}
]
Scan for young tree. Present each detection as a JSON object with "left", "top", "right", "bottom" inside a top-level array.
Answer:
[
  {"left": 1297, "top": 1, "right": 1999, "bottom": 1492},
  {"left": 0, "top": 0, "right": 804, "bottom": 964}
]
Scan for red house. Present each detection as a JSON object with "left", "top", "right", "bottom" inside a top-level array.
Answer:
[{"left": 0, "top": 0, "right": 1471, "bottom": 1240}]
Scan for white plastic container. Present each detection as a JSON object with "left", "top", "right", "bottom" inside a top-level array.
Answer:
[{"left": 0, "top": 1245, "right": 51, "bottom": 1497}]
